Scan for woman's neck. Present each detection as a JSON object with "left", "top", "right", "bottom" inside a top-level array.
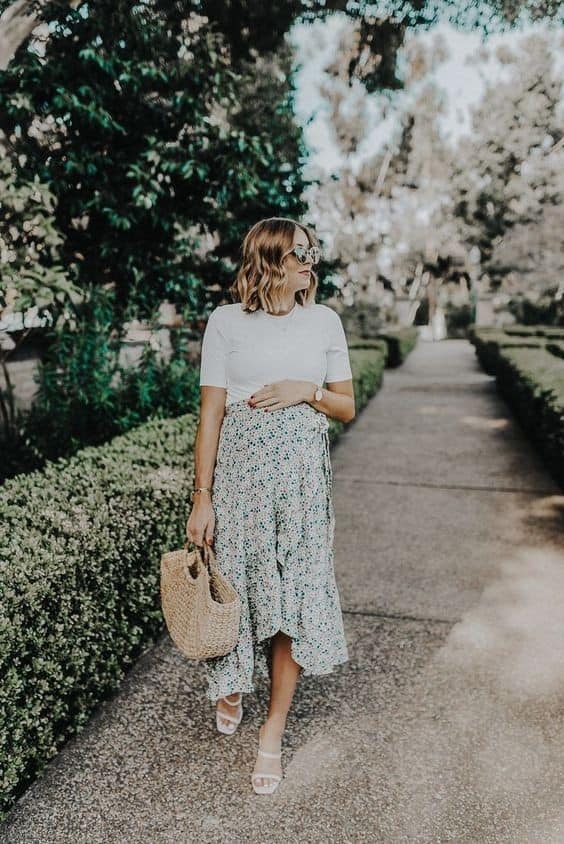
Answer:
[{"left": 267, "top": 298, "right": 297, "bottom": 316}]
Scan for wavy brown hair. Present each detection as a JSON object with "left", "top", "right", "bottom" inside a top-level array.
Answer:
[{"left": 228, "top": 217, "right": 320, "bottom": 313}]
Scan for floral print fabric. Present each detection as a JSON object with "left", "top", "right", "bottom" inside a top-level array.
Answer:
[{"left": 202, "top": 398, "right": 349, "bottom": 701}]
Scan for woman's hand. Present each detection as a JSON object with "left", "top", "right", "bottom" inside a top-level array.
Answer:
[
  {"left": 247, "top": 380, "right": 313, "bottom": 412},
  {"left": 186, "top": 495, "right": 215, "bottom": 546}
]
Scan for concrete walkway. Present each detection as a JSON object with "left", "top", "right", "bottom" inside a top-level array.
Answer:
[{"left": 3, "top": 339, "right": 564, "bottom": 843}]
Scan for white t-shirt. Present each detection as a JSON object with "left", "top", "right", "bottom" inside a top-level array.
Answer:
[{"left": 199, "top": 301, "right": 353, "bottom": 406}]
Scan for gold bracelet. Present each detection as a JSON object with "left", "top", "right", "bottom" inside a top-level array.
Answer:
[{"left": 190, "top": 487, "right": 212, "bottom": 502}]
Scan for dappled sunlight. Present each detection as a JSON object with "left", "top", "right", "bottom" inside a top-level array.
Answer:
[
  {"left": 417, "top": 404, "right": 458, "bottom": 415},
  {"left": 383, "top": 545, "right": 564, "bottom": 840},
  {"left": 521, "top": 495, "right": 564, "bottom": 521},
  {"left": 439, "top": 547, "right": 564, "bottom": 701},
  {"left": 459, "top": 414, "right": 511, "bottom": 430},
  {"left": 510, "top": 495, "right": 564, "bottom": 536},
  {"left": 416, "top": 404, "right": 511, "bottom": 430},
  {"left": 282, "top": 734, "right": 346, "bottom": 794}
]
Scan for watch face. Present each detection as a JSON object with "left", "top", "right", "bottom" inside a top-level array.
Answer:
[{"left": 315, "top": 388, "right": 322, "bottom": 400}]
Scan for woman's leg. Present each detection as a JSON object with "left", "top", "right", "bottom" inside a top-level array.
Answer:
[{"left": 252, "top": 631, "right": 301, "bottom": 788}]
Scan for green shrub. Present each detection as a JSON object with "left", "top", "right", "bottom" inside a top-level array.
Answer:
[
  {"left": 348, "top": 336, "right": 387, "bottom": 349},
  {"left": 445, "top": 302, "right": 474, "bottom": 338},
  {"left": 493, "top": 346, "right": 564, "bottom": 486},
  {"left": 503, "top": 325, "right": 564, "bottom": 340},
  {"left": 506, "top": 288, "right": 564, "bottom": 327},
  {"left": 469, "top": 327, "right": 564, "bottom": 487},
  {"left": 0, "top": 286, "right": 201, "bottom": 482},
  {"left": 375, "top": 327, "right": 419, "bottom": 367},
  {"left": 0, "top": 413, "right": 197, "bottom": 819},
  {"left": 0, "top": 4, "right": 312, "bottom": 318},
  {"left": 467, "top": 327, "right": 545, "bottom": 375},
  {"left": 546, "top": 342, "right": 564, "bottom": 361},
  {"left": 0, "top": 342, "right": 385, "bottom": 819}
]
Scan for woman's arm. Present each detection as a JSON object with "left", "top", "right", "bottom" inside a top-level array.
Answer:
[
  {"left": 193, "top": 386, "right": 225, "bottom": 490},
  {"left": 248, "top": 378, "right": 355, "bottom": 424},
  {"left": 304, "top": 380, "right": 355, "bottom": 424},
  {"left": 316, "top": 308, "right": 354, "bottom": 423},
  {"left": 186, "top": 385, "right": 226, "bottom": 546}
]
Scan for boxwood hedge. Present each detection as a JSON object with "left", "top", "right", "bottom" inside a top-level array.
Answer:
[
  {"left": 377, "top": 327, "right": 418, "bottom": 368},
  {"left": 349, "top": 328, "right": 418, "bottom": 368},
  {"left": 468, "top": 326, "right": 564, "bottom": 488}
]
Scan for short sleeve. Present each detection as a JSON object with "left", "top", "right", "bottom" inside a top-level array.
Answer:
[
  {"left": 326, "top": 310, "right": 353, "bottom": 382},
  {"left": 199, "top": 309, "right": 228, "bottom": 388}
]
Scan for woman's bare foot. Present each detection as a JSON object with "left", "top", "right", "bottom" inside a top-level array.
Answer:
[
  {"left": 216, "top": 692, "right": 242, "bottom": 731},
  {"left": 252, "top": 716, "right": 284, "bottom": 789}
]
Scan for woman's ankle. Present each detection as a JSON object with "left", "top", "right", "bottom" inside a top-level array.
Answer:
[{"left": 263, "top": 713, "right": 286, "bottom": 737}]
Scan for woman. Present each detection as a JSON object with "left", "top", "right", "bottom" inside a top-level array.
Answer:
[{"left": 186, "top": 216, "right": 355, "bottom": 795}]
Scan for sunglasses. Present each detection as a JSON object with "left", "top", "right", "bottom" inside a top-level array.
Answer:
[{"left": 282, "top": 245, "right": 321, "bottom": 266}]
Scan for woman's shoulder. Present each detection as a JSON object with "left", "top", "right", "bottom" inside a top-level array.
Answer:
[
  {"left": 208, "top": 303, "right": 243, "bottom": 322},
  {"left": 306, "top": 302, "right": 343, "bottom": 324},
  {"left": 310, "top": 302, "right": 337, "bottom": 315}
]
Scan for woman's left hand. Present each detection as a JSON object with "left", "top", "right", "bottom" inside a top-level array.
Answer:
[{"left": 248, "top": 380, "right": 313, "bottom": 412}]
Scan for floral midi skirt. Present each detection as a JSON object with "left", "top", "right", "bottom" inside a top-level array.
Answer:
[{"left": 202, "top": 398, "right": 349, "bottom": 701}]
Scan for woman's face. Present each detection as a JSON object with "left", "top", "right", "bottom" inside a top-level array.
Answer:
[{"left": 282, "top": 227, "right": 314, "bottom": 295}]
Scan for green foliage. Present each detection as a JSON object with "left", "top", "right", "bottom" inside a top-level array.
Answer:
[
  {"left": 0, "top": 131, "right": 82, "bottom": 441},
  {"left": 0, "top": 136, "right": 76, "bottom": 311},
  {"left": 326, "top": 340, "right": 388, "bottom": 440},
  {"left": 0, "top": 340, "right": 384, "bottom": 819},
  {"left": 468, "top": 324, "right": 564, "bottom": 373},
  {"left": 196, "top": 0, "right": 302, "bottom": 66},
  {"left": 374, "top": 326, "right": 419, "bottom": 367},
  {"left": 0, "top": 1, "right": 312, "bottom": 318},
  {"left": 444, "top": 302, "right": 474, "bottom": 338},
  {"left": 1, "top": 285, "right": 200, "bottom": 481},
  {"left": 469, "top": 326, "right": 564, "bottom": 488},
  {"left": 503, "top": 325, "right": 564, "bottom": 339},
  {"left": 506, "top": 288, "right": 564, "bottom": 326},
  {"left": 349, "top": 328, "right": 417, "bottom": 367},
  {"left": 0, "top": 412, "right": 198, "bottom": 819},
  {"left": 24, "top": 285, "right": 123, "bottom": 458}
]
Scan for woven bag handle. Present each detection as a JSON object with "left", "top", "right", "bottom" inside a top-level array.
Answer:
[{"left": 184, "top": 536, "right": 216, "bottom": 573}]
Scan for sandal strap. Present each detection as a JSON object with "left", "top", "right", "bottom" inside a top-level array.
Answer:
[
  {"left": 217, "top": 711, "right": 241, "bottom": 724},
  {"left": 221, "top": 694, "right": 242, "bottom": 706},
  {"left": 252, "top": 773, "right": 282, "bottom": 783},
  {"left": 258, "top": 747, "right": 281, "bottom": 759}
]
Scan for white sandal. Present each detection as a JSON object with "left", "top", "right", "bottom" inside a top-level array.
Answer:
[
  {"left": 251, "top": 730, "right": 283, "bottom": 794},
  {"left": 215, "top": 693, "right": 243, "bottom": 735}
]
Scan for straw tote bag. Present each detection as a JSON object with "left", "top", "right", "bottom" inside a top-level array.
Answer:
[{"left": 160, "top": 537, "right": 241, "bottom": 660}]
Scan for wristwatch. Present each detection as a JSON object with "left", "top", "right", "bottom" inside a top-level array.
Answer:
[{"left": 313, "top": 384, "right": 323, "bottom": 402}]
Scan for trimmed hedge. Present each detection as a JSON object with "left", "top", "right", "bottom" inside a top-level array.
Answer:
[
  {"left": 349, "top": 327, "right": 418, "bottom": 368},
  {"left": 467, "top": 326, "right": 545, "bottom": 375},
  {"left": 0, "top": 341, "right": 387, "bottom": 820},
  {"left": 376, "top": 326, "right": 419, "bottom": 368},
  {"left": 503, "top": 326, "right": 564, "bottom": 340},
  {"left": 468, "top": 326, "right": 564, "bottom": 488},
  {"left": 0, "top": 415, "right": 197, "bottom": 818}
]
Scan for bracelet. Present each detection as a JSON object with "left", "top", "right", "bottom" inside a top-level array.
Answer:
[{"left": 190, "top": 487, "right": 212, "bottom": 502}]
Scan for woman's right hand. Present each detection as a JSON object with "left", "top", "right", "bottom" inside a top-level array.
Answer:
[{"left": 186, "top": 495, "right": 216, "bottom": 547}]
